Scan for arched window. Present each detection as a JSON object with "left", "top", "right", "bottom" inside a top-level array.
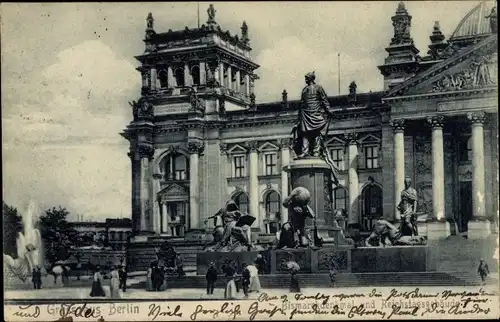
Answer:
[
  {"left": 265, "top": 191, "right": 281, "bottom": 215},
  {"left": 191, "top": 66, "right": 200, "bottom": 86},
  {"left": 175, "top": 68, "right": 185, "bottom": 87},
  {"left": 158, "top": 69, "right": 168, "bottom": 88},
  {"left": 160, "top": 153, "right": 189, "bottom": 180},
  {"left": 233, "top": 192, "right": 249, "bottom": 214},
  {"left": 333, "top": 186, "right": 348, "bottom": 211}
]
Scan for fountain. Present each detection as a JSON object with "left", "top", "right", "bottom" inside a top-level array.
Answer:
[{"left": 4, "top": 201, "right": 44, "bottom": 283}]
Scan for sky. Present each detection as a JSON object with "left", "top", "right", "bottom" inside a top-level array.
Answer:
[{"left": 1, "top": 1, "right": 482, "bottom": 221}]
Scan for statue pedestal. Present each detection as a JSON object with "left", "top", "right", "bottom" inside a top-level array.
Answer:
[{"left": 284, "top": 157, "right": 337, "bottom": 244}]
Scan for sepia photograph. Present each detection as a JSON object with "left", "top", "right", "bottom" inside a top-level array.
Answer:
[{"left": 2, "top": 1, "right": 499, "bottom": 321}]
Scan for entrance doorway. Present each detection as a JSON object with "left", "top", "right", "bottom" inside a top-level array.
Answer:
[{"left": 458, "top": 181, "right": 472, "bottom": 233}]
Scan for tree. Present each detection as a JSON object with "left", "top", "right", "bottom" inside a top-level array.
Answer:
[
  {"left": 39, "top": 206, "right": 79, "bottom": 265},
  {"left": 3, "top": 202, "right": 23, "bottom": 258}
]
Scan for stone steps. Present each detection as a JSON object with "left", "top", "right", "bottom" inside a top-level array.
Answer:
[{"left": 128, "top": 272, "right": 484, "bottom": 289}]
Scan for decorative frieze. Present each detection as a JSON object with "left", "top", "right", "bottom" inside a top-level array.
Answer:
[
  {"left": 246, "top": 140, "right": 259, "bottom": 151},
  {"left": 426, "top": 115, "right": 445, "bottom": 129},
  {"left": 343, "top": 133, "right": 359, "bottom": 145}
]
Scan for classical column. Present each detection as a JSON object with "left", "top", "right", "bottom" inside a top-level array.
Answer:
[
  {"left": 128, "top": 150, "right": 140, "bottom": 234},
  {"left": 184, "top": 63, "right": 193, "bottom": 86},
  {"left": 219, "top": 62, "right": 224, "bottom": 86},
  {"left": 427, "top": 116, "right": 446, "bottom": 220},
  {"left": 167, "top": 66, "right": 176, "bottom": 88},
  {"left": 187, "top": 139, "right": 205, "bottom": 231},
  {"left": 279, "top": 139, "right": 291, "bottom": 223},
  {"left": 138, "top": 145, "right": 154, "bottom": 233},
  {"left": 345, "top": 133, "right": 359, "bottom": 225},
  {"left": 468, "top": 112, "right": 487, "bottom": 218},
  {"left": 391, "top": 119, "right": 406, "bottom": 221},
  {"left": 161, "top": 203, "right": 168, "bottom": 234},
  {"left": 150, "top": 68, "right": 157, "bottom": 91},
  {"left": 247, "top": 140, "right": 260, "bottom": 229},
  {"left": 235, "top": 70, "right": 241, "bottom": 93},
  {"left": 199, "top": 61, "right": 206, "bottom": 85},
  {"left": 244, "top": 74, "right": 250, "bottom": 96}
]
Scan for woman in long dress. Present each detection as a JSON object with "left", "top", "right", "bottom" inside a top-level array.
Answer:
[
  {"left": 246, "top": 265, "right": 261, "bottom": 293},
  {"left": 109, "top": 267, "right": 121, "bottom": 299},
  {"left": 90, "top": 267, "right": 106, "bottom": 297},
  {"left": 146, "top": 263, "right": 154, "bottom": 291}
]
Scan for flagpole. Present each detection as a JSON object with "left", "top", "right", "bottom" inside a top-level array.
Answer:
[
  {"left": 197, "top": 2, "right": 200, "bottom": 28},
  {"left": 337, "top": 53, "right": 341, "bottom": 95}
]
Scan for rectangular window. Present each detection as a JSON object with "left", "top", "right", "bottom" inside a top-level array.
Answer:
[
  {"left": 264, "top": 153, "right": 278, "bottom": 175},
  {"left": 329, "top": 148, "right": 344, "bottom": 171},
  {"left": 233, "top": 155, "right": 246, "bottom": 178},
  {"left": 364, "top": 146, "right": 379, "bottom": 169}
]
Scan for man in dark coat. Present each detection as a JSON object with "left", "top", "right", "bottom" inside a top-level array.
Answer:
[
  {"left": 477, "top": 259, "right": 490, "bottom": 285},
  {"left": 119, "top": 266, "right": 127, "bottom": 292},
  {"left": 241, "top": 263, "right": 251, "bottom": 298},
  {"left": 206, "top": 262, "right": 218, "bottom": 295},
  {"left": 152, "top": 263, "right": 163, "bottom": 291},
  {"left": 175, "top": 254, "right": 185, "bottom": 277},
  {"left": 255, "top": 254, "right": 267, "bottom": 275}
]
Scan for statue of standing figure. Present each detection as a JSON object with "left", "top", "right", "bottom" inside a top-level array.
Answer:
[{"left": 397, "top": 177, "right": 418, "bottom": 236}]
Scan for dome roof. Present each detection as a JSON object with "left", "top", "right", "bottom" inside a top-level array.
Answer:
[{"left": 450, "top": 1, "right": 495, "bottom": 40}]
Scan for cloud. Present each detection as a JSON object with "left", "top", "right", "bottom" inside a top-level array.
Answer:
[{"left": 2, "top": 40, "right": 138, "bottom": 220}]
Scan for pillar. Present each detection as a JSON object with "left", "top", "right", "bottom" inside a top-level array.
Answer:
[
  {"left": 161, "top": 203, "right": 168, "bottom": 234},
  {"left": 235, "top": 70, "right": 241, "bottom": 92},
  {"left": 167, "top": 66, "right": 176, "bottom": 88},
  {"left": 199, "top": 61, "right": 206, "bottom": 85},
  {"left": 391, "top": 119, "right": 405, "bottom": 222},
  {"left": 128, "top": 150, "right": 141, "bottom": 234},
  {"left": 226, "top": 65, "right": 232, "bottom": 89},
  {"left": 345, "top": 133, "right": 359, "bottom": 225},
  {"left": 138, "top": 146, "right": 154, "bottom": 233},
  {"left": 467, "top": 112, "right": 491, "bottom": 238},
  {"left": 219, "top": 62, "right": 225, "bottom": 87},
  {"left": 279, "top": 139, "right": 291, "bottom": 223},
  {"left": 245, "top": 74, "right": 250, "bottom": 96},
  {"left": 248, "top": 141, "right": 260, "bottom": 229},
  {"left": 184, "top": 63, "right": 193, "bottom": 86},
  {"left": 152, "top": 174, "right": 162, "bottom": 233},
  {"left": 187, "top": 139, "right": 204, "bottom": 231},
  {"left": 426, "top": 116, "right": 450, "bottom": 239},
  {"left": 150, "top": 68, "right": 157, "bottom": 91}
]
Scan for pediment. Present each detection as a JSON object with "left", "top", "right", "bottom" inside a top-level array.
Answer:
[
  {"left": 325, "top": 136, "right": 346, "bottom": 146},
  {"left": 386, "top": 35, "right": 498, "bottom": 98},
  {"left": 358, "top": 133, "right": 381, "bottom": 144},
  {"left": 227, "top": 144, "right": 248, "bottom": 154},
  {"left": 258, "top": 142, "right": 279, "bottom": 152},
  {"left": 158, "top": 183, "right": 188, "bottom": 198}
]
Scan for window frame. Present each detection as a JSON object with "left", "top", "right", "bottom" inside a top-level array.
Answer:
[
  {"left": 333, "top": 186, "right": 348, "bottom": 211},
  {"left": 233, "top": 192, "right": 249, "bottom": 214},
  {"left": 363, "top": 145, "right": 380, "bottom": 169},
  {"left": 232, "top": 154, "right": 247, "bottom": 178},
  {"left": 265, "top": 191, "right": 281, "bottom": 215},
  {"left": 263, "top": 152, "right": 278, "bottom": 176},
  {"left": 329, "top": 147, "right": 345, "bottom": 171}
]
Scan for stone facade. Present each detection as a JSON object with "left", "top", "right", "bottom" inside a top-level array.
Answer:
[{"left": 122, "top": 3, "right": 498, "bottom": 247}]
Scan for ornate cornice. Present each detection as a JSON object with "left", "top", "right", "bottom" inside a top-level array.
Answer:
[
  {"left": 137, "top": 144, "right": 155, "bottom": 159},
  {"left": 467, "top": 111, "right": 487, "bottom": 125},
  {"left": 390, "top": 119, "right": 405, "bottom": 132},
  {"left": 426, "top": 115, "right": 445, "bottom": 129}
]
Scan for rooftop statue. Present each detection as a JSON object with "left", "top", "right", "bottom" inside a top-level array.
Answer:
[
  {"left": 207, "top": 4, "right": 216, "bottom": 24},
  {"left": 485, "top": 6, "right": 497, "bottom": 33}
]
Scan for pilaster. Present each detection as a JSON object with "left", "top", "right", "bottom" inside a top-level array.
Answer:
[
  {"left": 247, "top": 140, "right": 261, "bottom": 230},
  {"left": 278, "top": 138, "right": 291, "bottom": 223},
  {"left": 391, "top": 118, "right": 405, "bottom": 222},
  {"left": 345, "top": 133, "right": 359, "bottom": 225},
  {"left": 187, "top": 138, "right": 205, "bottom": 231}
]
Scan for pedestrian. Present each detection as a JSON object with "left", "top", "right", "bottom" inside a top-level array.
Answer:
[
  {"left": 241, "top": 263, "right": 251, "bottom": 298},
  {"left": 246, "top": 264, "right": 261, "bottom": 293},
  {"left": 32, "top": 268, "right": 37, "bottom": 289},
  {"left": 90, "top": 266, "right": 106, "bottom": 297},
  {"left": 477, "top": 259, "right": 490, "bottom": 285},
  {"left": 62, "top": 266, "right": 70, "bottom": 287},
  {"left": 153, "top": 263, "right": 163, "bottom": 291},
  {"left": 175, "top": 254, "right": 185, "bottom": 277},
  {"left": 224, "top": 271, "right": 238, "bottom": 300},
  {"left": 206, "top": 262, "right": 218, "bottom": 295},
  {"left": 119, "top": 266, "right": 127, "bottom": 292},
  {"left": 35, "top": 266, "right": 42, "bottom": 289},
  {"left": 255, "top": 254, "right": 267, "bottom": 275},
  {"left": 146, "top": 263, "right": 154, "bottom": 291},
  {"left": 109, "top": 266, "right": 121, "bottom": 299}
]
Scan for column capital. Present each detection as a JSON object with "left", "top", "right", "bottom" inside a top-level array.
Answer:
[
  {"left": 220, "top": 142, "right": 229, "bottom": 155},
  {"left": 390, "top": 119, "right": 406, "bottom": 132},
  {"left": 137, "top": 145, "right": 154, "bottom": 159},
  {"left": 426, "top": 115, "right": 445, "bottom": 129},
  {"left": 467, "top": 111, "right": 487, "bottom": 125},
  {"left": 246, "top": 140, "right": 259, "bottom": 152},
  {"left": 186, "top": 139, "right": 205, "bottom": 154},
  {"left": 277, "top": 138, "right": 293, "bottom": 149},
  {"left": 343, "top": 133, "right": 359, "bottom": 145}
]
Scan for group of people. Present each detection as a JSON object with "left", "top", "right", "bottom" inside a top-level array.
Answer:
[
  {"left": 205, "top": 255, "right": 265, "bottom": 299},
  {"left": 90, "top": 265, "right": 128, "bottom": 298}
]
